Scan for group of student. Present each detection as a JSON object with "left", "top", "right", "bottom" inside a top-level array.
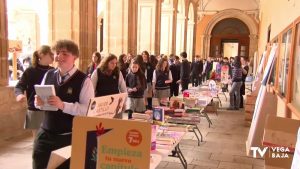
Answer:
[
  {"left": 188, "top": 55, "right": 249, "bottom": 110},
  {"left": 14, "top": 39, "right": 249, "bottom": 168}
]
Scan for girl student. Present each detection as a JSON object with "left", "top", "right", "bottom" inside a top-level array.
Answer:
[
  {"left": 15, "top": 45, "right": 54, "bottom": 138},
  {"left": 152, "top": 57, "right": 173, "bottom": 106},
  {"left": 91, "top": 54, "right": 127, "bottom": 97},
  {"left": 125, "top": 58, "right": 147, "bottom": 113},
  {"left": 142, "top": 50, "right": 155, "bottom": 110},
  {"left": 91, "top": 54, "right": 127, "bottom": 118},
  {"left": 86, "top": 51, "right": 101, "bottom": 77}
]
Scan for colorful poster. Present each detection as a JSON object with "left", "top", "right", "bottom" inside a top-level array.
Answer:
[
  {"left": 220, "top": 65, "right": 229, "bottom": 84},
  {"left": 71, "top": 117, "right": 151, "bottom": 169},
  {"left": 87, "top": 93, "right": 127, "bottom": 118}
]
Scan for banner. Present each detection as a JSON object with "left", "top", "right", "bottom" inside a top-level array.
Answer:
[
  {"left": 71, "top": 117, "right": 151, "bottom": 169},
  {"left": 87, "top": 93, "right": 127, "bottom": 118}
]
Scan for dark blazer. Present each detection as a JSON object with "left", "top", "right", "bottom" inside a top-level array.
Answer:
[{"left": 180, "top": 59, "right": 190, "bottom": 80}]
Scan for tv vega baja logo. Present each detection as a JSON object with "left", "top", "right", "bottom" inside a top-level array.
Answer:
[{"left": 250, "top": 147, "right": 291, "bottom": 158}]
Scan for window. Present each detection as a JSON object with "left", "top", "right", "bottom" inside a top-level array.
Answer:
[
  {"left": 278, "top": 29, "right": 292, "bottom": 96},
  {"left": 292, "top": 24, "right": 300, "bottom": 111}
]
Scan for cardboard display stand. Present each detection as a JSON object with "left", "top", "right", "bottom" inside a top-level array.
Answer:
[
  {"left": 246, "top": 44, "right": 278, "bottom": 156},
  {"left": 263, "top": 115, "right": 300, "bottom": 169},
  {"left": 71, "top": 117, "right": 151, "bottom": 169},
  {"left": 291, "top": 127, "right": 300, "bottom": 169}
]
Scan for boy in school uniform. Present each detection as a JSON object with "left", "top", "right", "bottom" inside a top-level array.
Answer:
[
  {"left": 178, "top": 52, "right": 191, "bottom": 92},
  {"left": 33, "top": 40, "right": 94, "bottom": 169}
]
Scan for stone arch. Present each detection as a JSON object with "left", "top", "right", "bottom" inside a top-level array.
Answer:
[{"left": 202, "top": 9, "right": 258, "bottom": 58}]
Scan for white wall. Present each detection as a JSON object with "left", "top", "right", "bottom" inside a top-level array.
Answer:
[
  {"left": 103, "top": 0, "right": 128, "bottom": 56},
  {"left": 186, "top": 3, "right": 194, "bottom": 61},
  {"left": 175, "top": 0, "right": 185, "bottom": 56},
  {"left": 203, "top": 0, "right": 258, "bottom": 11},
  {"left": 258, "top": 0, "right": 300, "bottom": 55},
  {"left": 137, "top": 0, "right": 156, "bottom": 54},
  {"left": 160, "top": 0, "right": 174, "bottom": 55}
]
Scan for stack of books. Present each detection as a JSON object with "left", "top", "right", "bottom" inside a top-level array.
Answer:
[{"left": 131, "top": 113, "right": 152, "bottom": 123}]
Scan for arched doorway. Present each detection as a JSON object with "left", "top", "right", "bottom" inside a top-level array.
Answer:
[
  {"left": 175, "top": 0, "right": 185, "bottom": 56},
  {"left": 202, "top": 9, "right": 258, "bottom": 59},
  {"left": 210, "top": 18, "right": 250, "bottom": 58},
  {"left": 186, "top": 3, "right": 194, "bottom": 61}
]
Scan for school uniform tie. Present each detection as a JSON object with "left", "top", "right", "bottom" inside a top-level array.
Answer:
[{"left": 60, "top": 74, "right": 68, "bottom": 85}]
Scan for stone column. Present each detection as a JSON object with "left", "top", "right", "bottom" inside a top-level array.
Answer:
[
  {"left": 103, "top": 0, "right": 129, "bottom": 56},
  {"left": 171, "top": 0, "right": 178, "bottom": 55},
  {"left": 49, "top": 0, "right": 97, "bottom": 71},
  {"left": 160, "top": 0, "right": 174, "bottom": 55},
  {"left": 78, "top": 0, "right": 97, "bottom": 71},
  {"left": 0, "top": 0, "right": 8, "bottom": 86},
  {"left": 128, "top": 0, "right": 138, "bottom": 55},
  {"left": 201, "top": 34, "right": 211, "bottom": 58},
  {"left": 249, "top": 34, "right": 258, "bottom": 58},
  {"left": 154, "top": 0, "right": 162, "bottom": 56}
]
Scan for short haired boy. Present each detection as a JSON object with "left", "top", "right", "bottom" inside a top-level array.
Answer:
[
  {"left": 178, "top": 52, "right": 191, "bottom": 91},
  {"left": 33, "top": 40, "right": 94, "bottom": 169}
]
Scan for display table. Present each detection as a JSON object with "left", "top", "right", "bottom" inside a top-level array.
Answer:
[
  {"left": 47, "top": 126, "right": 188, "bottom": 169},
  {"left": 150, "top": 127, "right": 187, "bottom": 169}
]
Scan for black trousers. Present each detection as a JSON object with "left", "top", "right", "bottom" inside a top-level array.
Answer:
[
  {"left": 181, "top": 79, "right": 189, "bottom": 92},
  {"left": 33, "top": 129, "right": 72, "bottom": 169},
  {"left": 170, "top": 82, "right": 179, "bottom": 97},
  {"left": 191, "top": 74, "right": 201, "bottom": 87}
]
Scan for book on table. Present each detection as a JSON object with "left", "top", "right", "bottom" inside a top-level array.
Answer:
[{"left": 153, "top": 107, "right": 165, "bottom": 122}]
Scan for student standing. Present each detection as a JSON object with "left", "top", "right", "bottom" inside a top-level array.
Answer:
[
  {"left": 240, "top": 56, "right": 249, "bottom": 108},
  {"left": 178, "top": 52, "right": 190, "bottom": 92},
  {"left": 191, "top": 55, "right": 203, "bottom": 87},
  {"left": 126, "top": 58, "right": 147, "bottom": 113},
  {"left": 118, "top": 54, "right": 128, "bottom": 80},
  {"left": 33, "top": 40, "right": 94, "bottom": 169},
  {"left": 169, "top": 56, "right": 181, "bottom": 97},
  {"left": 15, "top": 45, "right": 54, "bottom": 138},
  {"left": 86, "top": 51, "right": 101, "bottom": 77},
  {"left": 91, "top": 54, "right": 127, "bottom": 97},
  {"left": 153, "top": 58, "right": 173, "bottom": 106},
  {"left": 142, "top": 51, "right": 155, "bottom": 110},
  {"left": 228, "top": 56, "right": 243, "bottom": 110}
]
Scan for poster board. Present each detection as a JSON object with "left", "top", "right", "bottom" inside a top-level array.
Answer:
[
  {"left": 87, "top": 93, "right": 127, "bottom": 118},
  {"left": 246, "top": 44, "right": 278, "bottom": 156},
  {"left": 220, "top": 64, "right": 229, "bottom": 84},
  {"left": 70, "top": 117, "right": 151, "bottom": 169},
  {"left": 291, "top": 127, "right": 300, "bottom": 169}
]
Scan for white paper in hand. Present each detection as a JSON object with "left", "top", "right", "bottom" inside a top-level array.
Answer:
[{"left": 34, "top": 85, "right": 58, "bottom": 111}]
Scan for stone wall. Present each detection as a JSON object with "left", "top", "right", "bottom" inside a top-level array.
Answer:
[{"left": 0, "top": 87, "right": 29, "bottom": 140}]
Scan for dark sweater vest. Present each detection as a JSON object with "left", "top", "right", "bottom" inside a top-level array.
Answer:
[
  {"left": 145, "top": 62, "right": 154, "bottom": 83},
  {"left": 126, "top": 72, "right": 144, "bottom": 98},
  {"left": 155, "top": 70, "right": 170, "bottom": 90},
  {"left": 42, "top": 69, "right": 87, "bottom": 134},
  {"left": 95, "top": 69, "right": 119, "bottom": 97}
]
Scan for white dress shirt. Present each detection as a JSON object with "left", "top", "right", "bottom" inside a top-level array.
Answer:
[
  {"left": 91, "top": 69, "right": 127, "bottom": 93},
  {"left": 39, "top": 66, "right": 95, "bottom": 116}
]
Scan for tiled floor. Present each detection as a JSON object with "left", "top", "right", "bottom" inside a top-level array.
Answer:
[{"left": 0, "top": 95, "right": 264, "bottom": 169}]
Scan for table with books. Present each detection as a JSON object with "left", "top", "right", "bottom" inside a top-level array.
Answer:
[
  {"left": 150, "top": 125, "right": 188, "bottom": 169},
  {"left": 170, "top": 90, "right": 214, "bottom": 128}
]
